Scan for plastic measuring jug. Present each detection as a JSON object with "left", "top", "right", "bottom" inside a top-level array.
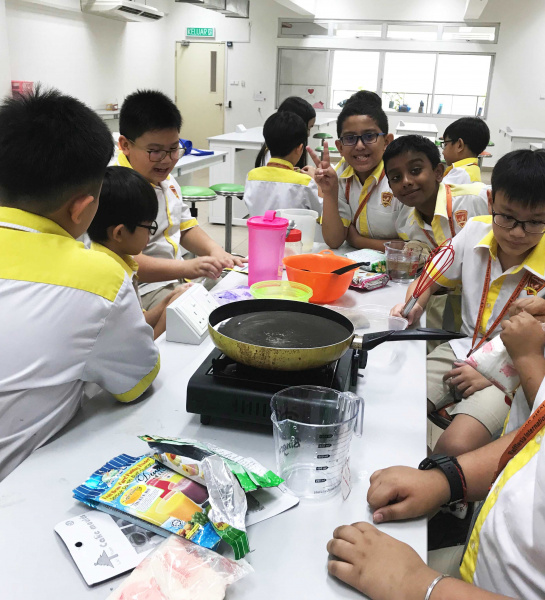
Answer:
[
  {"left": 247, "top": 210, "right": 289, "bottom": 286},
  {"left": 270, "top": 386, "right": 364, "bottom": 499},
  {"left": 276, "top": 208, "right": 319, "bottom": 253}
]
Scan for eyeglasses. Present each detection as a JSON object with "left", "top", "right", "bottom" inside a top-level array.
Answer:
[
  {"left": 136, "top": 221, "right": 158, "bottom": 235},
  {"left": 128, "top": 140, "right": 186, "bottom": 163},
  {"left": 339, "top": 132, "right": 386, "bottom": 146},
  {"left": 439, "top": 139, "right": 455, "bottom": 149},
  {"left": 492, "top": 211, "right": 545, "bottom": 234}
]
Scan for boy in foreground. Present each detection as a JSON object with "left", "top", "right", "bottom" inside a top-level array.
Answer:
[
  {"left": 0, "top": 89, "right": 159, "bottom": 481},
  {"left": 243, "top": 111, "right": 322, "bottom": 217},
  {"left": 327, "top": 307, "right": 545, "bottom": 600},
  {"left": 117, "top": 90, "right": 244, "bottom": 310},
  {"left": 88, "top": 166, "right": 191, "bottom": 339},
  {"left": 392, "top": 150, "right": 545, "bottom": 456}
]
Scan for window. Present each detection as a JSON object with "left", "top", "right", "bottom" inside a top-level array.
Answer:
[
  {"left": 386, "top": 24, "right": 438, "bottom": 41},
  {"left": 330, "top": 51, "right": 380, "bottom": 108},
  {"left": 277, "top": 48, "right": 494, "bottom": 117}
]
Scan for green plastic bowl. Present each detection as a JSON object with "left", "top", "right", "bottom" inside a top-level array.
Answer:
[{"left": 250, "top": 280, "right": 313, "bottom": 302}]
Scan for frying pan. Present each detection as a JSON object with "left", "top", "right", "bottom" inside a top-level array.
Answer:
[{"left": 208, "top": 299, "right": 466, "bottom": 371}]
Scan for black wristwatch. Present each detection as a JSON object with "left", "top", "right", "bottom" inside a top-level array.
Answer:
[{"left": 418, "top": 454, "right": 466, "bottom": 505}]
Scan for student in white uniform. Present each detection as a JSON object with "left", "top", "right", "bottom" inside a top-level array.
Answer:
[
  {"left": 310, "top": 93, "right": 402, "bottom": 250},
  {"left": 244, "top": 111, "right": 322, "bottom": 217},
  {"left": 116, "top": 90, "right": 245, "bottom": 310},
  {"left": 392, "top": 149, "right": 545, "bottom": 457},
  {"left": 326, "top": 307, "right": 545, "bottom": 600},
  {"left": 441, "top": 117, "right": 490, "bottom": 185},
  {"left": 87, "top": 167, "right": 191, "bottom": 339},
  {"left": 384, "top": 135, "right": 489, "bottom": 249},
  {"left": 0, "top": 89, "right": 160, "bottom": 481}
]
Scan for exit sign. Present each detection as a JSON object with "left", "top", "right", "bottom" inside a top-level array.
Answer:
[{"left": 186, "top": 27, "right": 215, "bottom": 38}]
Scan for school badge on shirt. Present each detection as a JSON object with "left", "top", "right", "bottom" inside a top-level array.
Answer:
[
  {"left": 525, "top": 274, "right": 545, "bottom": 295},
  {"left": 381, "top": 192, "right": 393, "bottom": 207},
  {"left": 169, "top": 185, "right": 180, "bottom": 200},
  {"left": 454, "top": 210, "right": 468, "bottom": 228}
]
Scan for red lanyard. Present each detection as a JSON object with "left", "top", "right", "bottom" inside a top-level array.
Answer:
[
  {"left": 267, "top": 161, "right": 293, "bottom": 171},
  {"left": 493, "top": 400, "right": 545, "bottom": 481},
  {"left": 345, "top": 169, "right": 386, "bottom": 227},
  {"left": 420, "top": 184, "right": 456, "bottom": 249},
  {"left": 468, "top": 255, "right": 531, "bottom": 357}
]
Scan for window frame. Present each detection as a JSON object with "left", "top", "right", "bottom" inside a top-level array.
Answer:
[{"left": 276, "top": 46, "right": 496, "bottom": 120}]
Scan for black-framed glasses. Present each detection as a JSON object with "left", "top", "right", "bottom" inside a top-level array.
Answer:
[
  {"left": 136, "top": 221, "right": 158, "bottom": 235},
  {"left": 128, "top": 139, "right": 186, "bottom": 163},
  {"left": 492, "top": 210, "right": 545, "bottom": 234},
  {"left": 339, "top": 132, "right": 386, "bottom": 146},
  {"left": 439, "top": 139, "right": 455, "bottom": 148}
]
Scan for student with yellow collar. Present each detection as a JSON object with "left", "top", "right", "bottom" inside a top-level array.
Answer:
[
  {"left": 441, "top": 117, "right": 490, "bottom": 185},
  {"left": 384, "top": 135, "right": 489, "bottom": 248},
  {"left": 310, "top": 94, "right": 403, "bottom": 250},
  {"left": 116, "top": 90, "right": 244, "bottom": 310},
  {"left": 326, "top": 309, "right": 545, "bottom": 600},
  {"left": 87, "top": 167, "right": 191, "bottom": 339},
  {"left": 392, "top": 150, "right": 545, "bottom": 458},
  {"left": 0, "top": 89, "right": 160, "bottom": 481},
  {"left": 243, "top": 111, "right": 322, "bottom": 217}
]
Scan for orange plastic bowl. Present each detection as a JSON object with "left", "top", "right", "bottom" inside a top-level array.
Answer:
[{"left": 283, "top": 250, "right": 356, "bottom": 304}]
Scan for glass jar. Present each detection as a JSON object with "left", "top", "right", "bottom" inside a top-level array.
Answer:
[{"left": 284, "top": 228, "right": 303, "bottom": 258}]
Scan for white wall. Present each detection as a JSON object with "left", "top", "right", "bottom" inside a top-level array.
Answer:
[
  {"left": 0, "top": 0, "right": 11, "bottom": 97},
  {"left": 314, "top": 0, "right": 468, "bottom": 21}
]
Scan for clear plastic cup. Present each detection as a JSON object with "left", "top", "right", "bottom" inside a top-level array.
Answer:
[
  {"left": 384, "top": 241, "right": 422, "bottom": 284},
  {"left": 247, "top": 210, "right": 289, "bottom": 286},
  {"left": 270, "top": 386, "right": 363, "bottom": 500}
]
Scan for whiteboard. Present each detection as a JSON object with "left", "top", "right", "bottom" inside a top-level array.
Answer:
[{"left": 279, "top": 49, "right": 329, "bottom": 86}]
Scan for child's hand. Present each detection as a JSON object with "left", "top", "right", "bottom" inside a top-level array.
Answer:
[
  {"left": 210, "top": 247, "right": 247, "bottom": 269},
  {"left": 327, "top": 522, "right": 437, "bottom": 600},
  {"left": 300, "top": 165, "right": 316, "bottom": 179},
  {"left": 183, "top": 256, "right": 225, "bottom": 280},
  {"left": 307, "top": 143, "right": 339, "bottom": 195},
  {"left": 501, "top": 311, "right": 545, "bottom": 363},
  {"left": 508, "top": 296, "right": 545, "bottom": 322},
  {"left": 166, "top": 283, "right": 192, "bottom": 306},
  {"left": 390, "top": 302, "right": 423, "bottom": 326},
  {"left": 443, "top": 362, "right": 491, "bottom": 398}
]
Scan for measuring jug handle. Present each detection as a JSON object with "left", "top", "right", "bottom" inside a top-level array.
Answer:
[{"left": 340, "top": 392, "right": 364, "bottom": 437}]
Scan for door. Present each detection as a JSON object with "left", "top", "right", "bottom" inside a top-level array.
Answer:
[{"left": 175, "top": 42, "right": 225, "bottom": 149}]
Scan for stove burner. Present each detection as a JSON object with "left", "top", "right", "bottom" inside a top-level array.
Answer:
[{"left": 186, "top": 348, "right": 365, "bottom": 426}]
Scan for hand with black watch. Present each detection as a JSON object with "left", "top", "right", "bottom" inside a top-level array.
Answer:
[{"left": 418, "top": 453, "right": 467, "bottom": 505}]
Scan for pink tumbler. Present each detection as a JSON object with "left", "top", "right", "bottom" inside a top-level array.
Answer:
[{"left": 247, "top": 210, "right": 289, "bottom": 286}]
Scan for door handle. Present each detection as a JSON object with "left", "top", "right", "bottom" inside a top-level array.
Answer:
[{"left": 215, "top": 103, "right": 223, "bottom": 107}]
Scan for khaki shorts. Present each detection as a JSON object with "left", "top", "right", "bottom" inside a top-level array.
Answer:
[
  {"left": 427, "top": 342, "right": 509, "bottom": 435},
  {"left": 426, "top": 293, "right": 462, "bottom": 354}
]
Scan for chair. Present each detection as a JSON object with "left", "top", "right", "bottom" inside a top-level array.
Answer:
[
  {"left": 313, "top": 132, "right": 333, "bottom": 161},
  {"left": 179, "top": 186, "right": 217, "bottom": 220},
  {"left": 478, "top": 150, "right": 492, "bottom": 169},
  {"left": 209, "top": 183, "right": 245, "bottom": 254}
]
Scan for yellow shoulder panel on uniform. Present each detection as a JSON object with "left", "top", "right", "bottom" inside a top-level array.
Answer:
[
  {"left": 0, "top": 229, "right": 126, "bottom": 302},
  {"left": 470, "top": 215, "right": 493, "bottom": 224},
  {"left": 449, "top": 182, "right": 485, "bottom": 197},
  {"left": 247, "top": 166, "right": 313, "bottom": 186}
]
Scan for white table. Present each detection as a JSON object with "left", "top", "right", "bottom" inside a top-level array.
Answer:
[
  {"left": 0, "top": 271, "right": 427, "bottom": 599},
  {"left": 499, "top": 127, "right": 545, "bottom": 151},
  {"left": 395, "top": 121, "right": 438, "bottom": 141},
  {"left": 530, "top": 142, "right": 543, "bottom": 151},
  {"left": 207, "top": 117, "right": 337, "bottom": 226}
]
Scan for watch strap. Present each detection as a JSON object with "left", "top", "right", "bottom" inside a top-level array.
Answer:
[{"left": 418, "top": 454, "right": 466, "bottom": 504}]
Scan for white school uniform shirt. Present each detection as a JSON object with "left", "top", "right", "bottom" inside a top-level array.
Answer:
[
  {"left": 442, "top": 157, "right": 482, "bottom": 186},
  {"left": 396, "top": 182, "right": 489, "bottom": 249},
  {"left": 429, "top": 216, "right": 545, "bottom": 359},
  {"left": 460, "top": 377, "right": 545, "bottom": 598},
  {"left": 0, "top": 208, "right": 160, "bottom": 481},
  {"left": 115, "top": 153, "right": 198, "bottom": 295},
  {"left": 243, "top": 158, "right": 322, "bottom": 217},
  {"left": 334, "top": 159, "right": 401, "bottom": 238}
]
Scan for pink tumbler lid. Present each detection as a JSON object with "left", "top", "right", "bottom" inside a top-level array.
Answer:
[{"left": 247, "top": 210, "right": 289, "bottom": 230}]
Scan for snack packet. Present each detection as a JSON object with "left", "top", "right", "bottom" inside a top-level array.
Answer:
[
  {"left": 345, "top": 248, "right": 387, "bottom": 273},
  {"left": 73, "top": 454, "right": 249, "bottom": 559},
  {"left": 107, "top": 535, "right": 253, "bottom": 600},
  {"left": 140, "top": 435, "right": 283, "bottom": 493},
  {"left": 465, "top": 336, "right": 520, "bottom": 395},
  {"left": 350, "top": 270, "right": 389, "bottom": 292}
]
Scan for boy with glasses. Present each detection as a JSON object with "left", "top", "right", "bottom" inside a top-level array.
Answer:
[
  {"left": 117, "top": 90, "right": 244, "bottom": 310},
  {"left": 441, "top": 117, "right": 490, "bottom": 185},
  {"left": 392, "top": 149, "right": 545, "bottom": 457},
  {"left": 310, "top": 95, "right": 403, "bottom": 250},
  {"left": 88, "top": 167, "right": 191, "bottom": 339}
]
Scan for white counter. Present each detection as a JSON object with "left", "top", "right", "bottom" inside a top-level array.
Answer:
[
  {"left": 499, "top": 127, "right": 545, "bottom": 151},
  {"left": 0, "top": 271, "right": 427, "bottom": 600},
  {"left": 395, "top": 121, "right": 439, "bottom": 140}
]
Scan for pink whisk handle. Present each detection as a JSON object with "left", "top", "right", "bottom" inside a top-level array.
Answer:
[{"left": 402, "top": 295, "right": 418, "bottom": 318}]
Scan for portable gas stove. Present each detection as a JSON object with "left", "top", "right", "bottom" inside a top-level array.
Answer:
[{"left": 186, "top": 347, "right": 367, "bottom": 426}]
